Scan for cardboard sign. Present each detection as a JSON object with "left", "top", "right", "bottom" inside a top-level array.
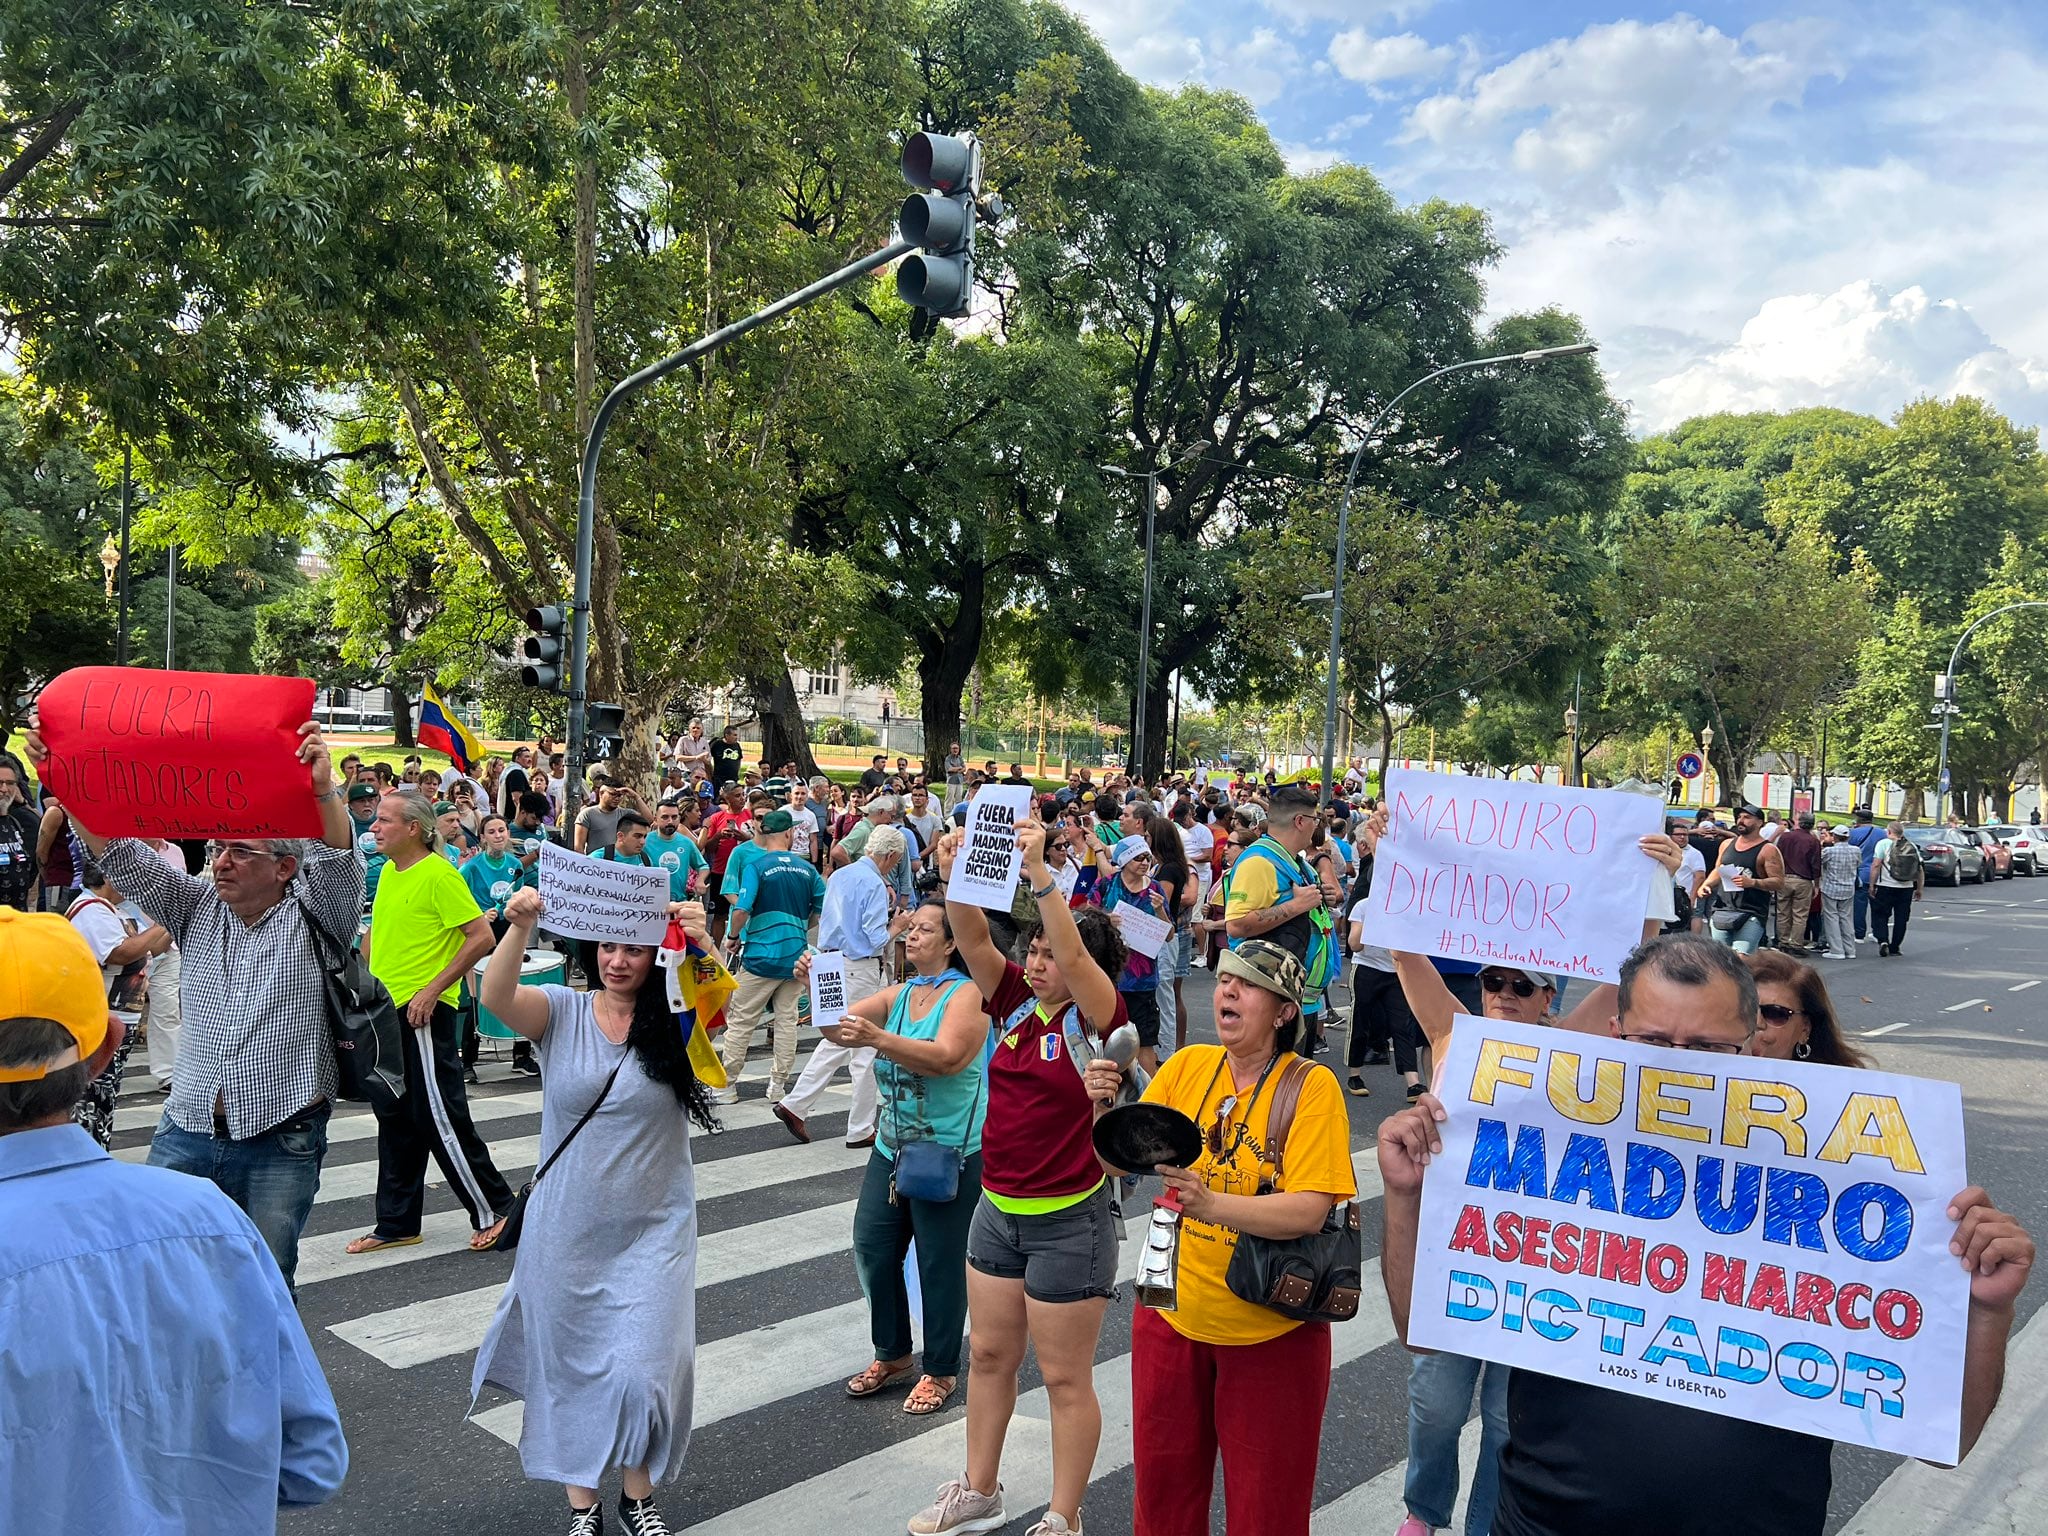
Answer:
[
  {"left": 1411, "top": 1016, "right": 1970, "bottom": 1462},
  {"left": 808, "top": 949, "right": 851, "bottom": 1032},
  {"left": 946, "top": 784, "right": 1034, "bottom": 911},
  {"left": 1109, "top": 903, "right": 1171, "bottom": 959},
  {"left": 37, "top": 668, "right": 323, "bottom": 839},
  {"left": 1361, "top": 768, "right": 1664, "bottom": 983},
  {"left": 538, "top": 840, "right": 669, "bottom": 945}
]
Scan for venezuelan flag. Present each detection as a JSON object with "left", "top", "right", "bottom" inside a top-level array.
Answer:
[
  {"left": 676, "top": 938, "right": 734, "bottom": 1089},
  {"left": 416, "top": 681, "right": 484, "bottom": 775}
]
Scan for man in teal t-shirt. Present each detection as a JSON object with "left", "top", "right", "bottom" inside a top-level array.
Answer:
[
  {"left": 347, "top": 782, "right": 385, "bottom": 905},
  {"left": 713, "top": 810, "right": 827, "bottom": 1104},
  {"left": 641, "top": 800, "right": 708, "bottom": 900}
]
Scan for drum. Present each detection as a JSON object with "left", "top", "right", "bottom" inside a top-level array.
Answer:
[{"left": 473, "top": 948, "right": 568, "bottom": 1039}]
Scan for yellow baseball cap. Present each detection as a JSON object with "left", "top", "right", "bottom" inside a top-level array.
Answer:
[{"left": 0, "top": 909, "right": 111, "bottom": 1081}]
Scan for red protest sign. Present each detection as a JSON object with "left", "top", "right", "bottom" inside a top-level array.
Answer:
[{"left": 38, "top": 668, "right": 323, "bottom": 839}]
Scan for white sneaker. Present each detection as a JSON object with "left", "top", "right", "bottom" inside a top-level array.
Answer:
[
  {"left": 907, "top": 1478, "right": 1005, "bottom": 1534},
  {"left": 1026, "top": 1516, "right": 1081, "bottom": 1536},
  {"left": 766, "top": 1078, "right": 788, "bottom": 1103},
  {"left": 707, "top": 1086, "right": 739, "bottom": 1106}
]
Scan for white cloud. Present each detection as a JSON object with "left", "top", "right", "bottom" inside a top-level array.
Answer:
[
  {"left": 1636, "top": 281, "right": 2048, "bottom": 430},
  {"left": 1261, "top": 0, "right": 1434, "bottom": 26},
  {"left": 1278, "top": 141, "right": 1349, "bottom": 174},
  {"left": 1403, "top": 16, "right": 1838, "bottom": 194},
  {"left": 1329, "top": 29, "right": 1455, "bottom": 85},
  {"left": 1060, "top": 3, "right": 1302, "bottom": 105},
  {"left": 1208, "top": 28, "right": 1303, "bottom": 107}
]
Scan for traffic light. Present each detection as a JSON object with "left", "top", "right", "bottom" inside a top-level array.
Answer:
[
  {"left": 521, "top": 604, "right": 567, "bottom": 691},
  {"left": 587, "top": 702, "right": 626, "bottom": 764},
  {"left": 898, "top": 131, "right": 980, "bottom": 318}
]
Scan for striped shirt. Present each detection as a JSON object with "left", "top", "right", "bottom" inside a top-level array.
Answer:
[{"left": 97, "top": 840, "right": 364, "bottom": 1140}]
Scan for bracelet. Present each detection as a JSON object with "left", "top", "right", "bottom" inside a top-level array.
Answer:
[
  {"left": 1031, "top": 878, "right": 1059, "bottom": 900},
  {"left": 315, "top": 787, "right": 341, "bottom": 803}
]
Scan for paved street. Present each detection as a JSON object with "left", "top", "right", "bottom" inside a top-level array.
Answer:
[{"left": 106, "top": 880, "right": 2048, "bottom": 1536}]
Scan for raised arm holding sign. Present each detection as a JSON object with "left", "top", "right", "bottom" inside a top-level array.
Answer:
[
  {"left": 1374, "top": 933, "right": 2036, "bottom": 1535},
  {"left": 944, "top": 784, "right": 1034, "bottom": 911}
]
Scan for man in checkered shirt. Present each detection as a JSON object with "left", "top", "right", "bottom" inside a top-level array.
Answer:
[{"left": 26, "top": 718, "right": 362, "bottom": 1292}]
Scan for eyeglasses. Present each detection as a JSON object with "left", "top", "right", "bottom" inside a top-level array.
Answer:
[
  {"left": 207, "top": 841, "right": 281, "bottom": 865},
  {"left": 1617, "top": 1032, "right": 1748, "bottom": 1055},
  {"left": 1757, "top": 1003, "right": 1802, "bottom": 1024},
  {"left": 1480, "top": 973, "right": 1544, "bottom": 998}
]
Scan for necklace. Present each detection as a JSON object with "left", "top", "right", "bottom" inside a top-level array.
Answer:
[{"left": 593, "top": 991, "right": 633, "bottom": 1044}]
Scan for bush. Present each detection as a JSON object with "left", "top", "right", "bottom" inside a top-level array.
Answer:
[{"left": 818, "top": 717, "right": 877, "bottom": 748}]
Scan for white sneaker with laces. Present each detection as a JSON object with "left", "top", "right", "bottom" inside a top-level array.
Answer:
[
  {"left": 766, "top": 1077, "right": 788, "bottom": 1103},
  {"left": 707, "top": 1085, "right": 739, "bottom": 1106},
  {"left": 906, "top": 1477, "right": 1006, "bottom": 1534},
  {"left": 1026, "top": 1515, "right": 1082, "bottom": 1536}
]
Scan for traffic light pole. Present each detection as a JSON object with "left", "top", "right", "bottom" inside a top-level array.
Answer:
[{"left": 564, "top": 235, "right": 916, "bottom": 821}]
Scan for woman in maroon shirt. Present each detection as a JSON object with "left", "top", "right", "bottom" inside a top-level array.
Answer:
[{"left": 911, "top": 818, "right": 1129, "bottom": 1536}]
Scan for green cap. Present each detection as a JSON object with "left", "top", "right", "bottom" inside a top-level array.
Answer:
[
  {"left": 1215, "top": 938, "right": 1307, "bottom": 1006},
  {"left": 346, "top": 782, "right": 378, "bottom": 803},
  {"left": 759, "top": 809, "right": 794, "bottom": 833}
]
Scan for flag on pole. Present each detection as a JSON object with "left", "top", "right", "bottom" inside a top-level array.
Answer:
[{"left": 416, "top": 681, "right": 484, "bottom": 775}]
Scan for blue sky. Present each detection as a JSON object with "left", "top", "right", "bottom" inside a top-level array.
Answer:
[{"left": 1061, "top": 0, "right": 2048, "bottom": 433}]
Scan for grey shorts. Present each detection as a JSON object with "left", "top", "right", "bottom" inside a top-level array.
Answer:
[{"left": 967, "top": 1184, "right": 1119, "bottom": 1303}]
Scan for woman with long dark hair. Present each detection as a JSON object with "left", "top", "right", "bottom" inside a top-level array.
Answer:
[
  {"left": 472, "top": 887, "right": 720, "bottom": 1536},
  {"left": 1744, "top": 949, "right": 1872, "bottom": 1067},
  {"left": 1143, "top": 813, "right": 1200, "bottom": 1058}
]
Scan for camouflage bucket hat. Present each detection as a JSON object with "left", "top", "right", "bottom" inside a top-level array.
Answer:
[{"left": 1216, "top": 938, "right": 1307, "bottom": 1006}]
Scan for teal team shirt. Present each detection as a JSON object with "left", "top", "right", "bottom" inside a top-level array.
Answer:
[
  {"left": 642, "top": 830, "right": 708, "bottom": 900},
  {"left": 462, "top": 850, "right": 526, "bottom": 919},
  {"left": 734, "top": 850, "right": 826, "bottom": 978}
]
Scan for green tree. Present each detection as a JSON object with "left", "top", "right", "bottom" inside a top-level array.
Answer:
[
  {"left": 1616, "top": 408, "right": 1882, "bottom": 538},
  {"left": 1606, "top": 521, "right": 1872, "bottom": 793}
]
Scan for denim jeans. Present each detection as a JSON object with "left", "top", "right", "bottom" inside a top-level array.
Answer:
[
  {"left": 1709, "top": 912, "right": 1766, "bottom": 954},
  {"left": 1404, "top": 1351, "right": 1509, "bottom": 1535},
  {"left": 1154, "top": 931, "right": 1190, "bottom": 1056},
  {"left": 148, "top": 1102, "right": 330, "bottom": 1293}
]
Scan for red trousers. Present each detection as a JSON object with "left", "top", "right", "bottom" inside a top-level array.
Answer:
[{"left": 1131, "top": 1304, "right": 1332, "bottom": 1536}]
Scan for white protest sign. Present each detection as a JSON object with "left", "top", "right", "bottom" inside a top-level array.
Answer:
[
  {"left": 1361, "top": 768, "right": 1664, "bottom": 983},
  {"left": 946, "top": 784, "right": 1034, "bottom": 911},
  {"left": 1410, "top": 1016, "right": 1970, "bottom": 1461},
  {"left": 538, "top": 839, "right": 669, "bottom": 945},
  {"left": 1109, "top": 903, "right": 1171, "bottom": 959},
  {"left": 808, "top": 949, "right": 851, "bottom": 1032}
]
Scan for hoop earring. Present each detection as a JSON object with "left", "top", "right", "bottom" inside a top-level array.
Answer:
[{"left": 1794, "top": 1039, "right": 1811, "bottom": 1059}]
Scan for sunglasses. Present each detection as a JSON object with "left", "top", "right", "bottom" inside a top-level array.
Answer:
[
  {"left": 1480, "top": 972, "right": 1544, "bottom": 998},
  {"left": 1757, "top": 1003, "right": 1801, "bottom": 1023}
]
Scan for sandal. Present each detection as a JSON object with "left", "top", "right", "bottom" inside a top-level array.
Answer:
[
  {"left": 345, "top": 1233, "right": 423, "bottom": 1255},
  {"left": 902, "top": 1374, "right": 957, "bottom": 1416},
  {"left": 845, "top": 1358, "right": 916, "bottom": 1398},
  {"left": 470, "top": 1217, "right": 508, "bottom": 1252}
]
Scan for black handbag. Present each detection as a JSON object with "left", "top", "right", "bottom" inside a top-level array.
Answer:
[
  {"left": 498, "top": 1053, "right": 625, "bottom": 1252},
  {"left": 295, "top": 892, "right": 407, "bottom": 1111},
  {"left": 1224, "top": 1055, "right": 1364, "bottom": 1323}
]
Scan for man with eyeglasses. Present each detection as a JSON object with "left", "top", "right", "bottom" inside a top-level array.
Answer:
[
  {"left": 20, "top": 716, "right": 363, "bottom": 1290},
  {"left": 0, "top": 762, "right": 37, "bottom": 911},
  {"left": 1377, "top": 933, "right": 2037, "bottom": 1536}
]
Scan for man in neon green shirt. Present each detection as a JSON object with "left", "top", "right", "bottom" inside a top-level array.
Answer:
[{"left": 352, "top": 788, "right": 513, "bottom": 1255}]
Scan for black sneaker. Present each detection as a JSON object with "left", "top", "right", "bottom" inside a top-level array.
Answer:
[
  {"left": 513, "top": 1054, "right": 542, "bottom": 1078},
  {"left": 1877, "top": 942, "right": 1891, "bottom": 956},
  {"left": 568, "top": 1502, "right": 602, "bottom": 1536},
  {"left": 618, "top": 1493, "right": 672, "bottom": 1536},
  {"left": 463, "top": 1065, "right": 480, "bottom": 1085},
  {"left": 1346, "top": 1074, "right": 1371, "bottom": 1097}
]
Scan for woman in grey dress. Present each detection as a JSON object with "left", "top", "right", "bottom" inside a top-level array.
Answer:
[{"left": 474, "top": 887, "right": 720, "bottom": 1536}]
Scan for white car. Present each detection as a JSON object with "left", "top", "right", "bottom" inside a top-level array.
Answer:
[{"left": 1987, "top": 823, "right": 2039, "bottom": 875}]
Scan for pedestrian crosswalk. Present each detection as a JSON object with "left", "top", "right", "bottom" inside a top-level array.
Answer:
[{"left": 104, "top": 1032, "right": 1944, "bottom": 1536}]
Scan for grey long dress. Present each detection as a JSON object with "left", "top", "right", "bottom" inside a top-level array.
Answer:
[{"left": 471, "top": 985, "right": 697, "bottom": 1486}]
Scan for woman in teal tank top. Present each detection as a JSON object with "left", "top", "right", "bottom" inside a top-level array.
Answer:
[{"left": 801, "top": 900, "right": 986, "bottom": 1417}]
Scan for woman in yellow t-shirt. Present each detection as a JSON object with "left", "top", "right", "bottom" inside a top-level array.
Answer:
[{"left": 1088, "top": 937, "right": 1357, "bottom": 1535}]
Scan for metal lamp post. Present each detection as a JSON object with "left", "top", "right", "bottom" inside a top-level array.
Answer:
[
  {"left": 1099, "top": 445, "right": 1207, "bottom": 783},
  {"left": 1700, "top": 724, "right": 1716, "bottom": 808},
  {"left": 1316, "top": 343, "right": 1598, "bottom": 808},
  {"left": 1934, "top": 600, "right": 2048, "bottom": 823},
  {"left": 1564, "top": 700, "right": 1580, "bottom": 788}
]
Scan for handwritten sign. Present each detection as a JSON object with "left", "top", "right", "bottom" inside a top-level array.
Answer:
[
  {"left": 946, "top": 784, "right": 1033, "bottom": 911},
  {"left": 808, "top": 949, "right": 850, "bottom": 1032},
  {"left": 1361, "top": 768, "right": 1663, "bottom": 983},
  {"left": 1411, "top": 1016, "right": 1969, "bottom": 1461},
  {"left": 38, "top": 668, "right": 323, "bottom": 839},
  {"left": 538, "top": 840, "right": 668, "bottom": 945},
  {"left": 1109, "top": 903, "right": 1171, "bottom": 959}
]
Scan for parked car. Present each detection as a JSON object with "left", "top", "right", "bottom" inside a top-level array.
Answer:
[
  {"left": 1901, "top": 825, "right": 1979, "bottom": 885},
  {"left": 1986, "top": 823, "right": 2039, "bottom": 876},
  {"left": 1964, "top": 827, "right": 2014, "bottom": 879}
]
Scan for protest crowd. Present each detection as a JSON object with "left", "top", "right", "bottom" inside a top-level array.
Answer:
[{"left": 0, "top": 699, "right": 2036, "bottom": 1536}]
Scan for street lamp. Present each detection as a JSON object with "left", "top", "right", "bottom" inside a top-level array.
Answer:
[
  {"left": 1563, "top": 700, "right": 1580, "bottom": 787},
  {"left": 1316, "top": 342, "right": 1599, "bottom": 807},
  {"left": 99, "top": 535, "right": 119, "bottom": 599},
  {"left": 1934, "top": 600, "right": 2048, "bottom": 823},
  {"left": 1700, "top": 723, "right": 1716, "bottom": 808},
  {"left": 1099, "top": 444, "right": 1208, "bottom": 782}
]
